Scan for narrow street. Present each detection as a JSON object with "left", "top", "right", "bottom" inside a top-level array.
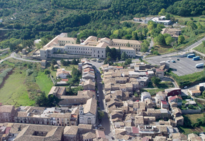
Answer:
[{"left": 91, "top": 61, "right": 114, "bottom": 140}]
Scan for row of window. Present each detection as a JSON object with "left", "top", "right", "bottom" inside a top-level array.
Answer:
[
  {"left": 67, "top": 47, "right": 93, "bottom": 51},
  {"left": 113, "top": 43, "right": 139, "bottom": 47}
]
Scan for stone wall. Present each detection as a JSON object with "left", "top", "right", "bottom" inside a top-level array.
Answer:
[{"left": 182, "top": 109, "right": 201, "bottom": 114}]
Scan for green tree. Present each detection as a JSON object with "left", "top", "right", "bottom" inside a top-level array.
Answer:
[
  {"left": 132, "top": 31, "right": 138, "bottom": 40},
  {"left": 76, "top": 37, "right": 80, "bottom": 44},
  {"left": 202, "top": 91, "right": 205, "bottom": 97},
  {"left": 51, "top": 59, "right": 56, "bottom": 65},
  {"left": 151, "top": 76, "right": 161, "bottom": 86},
  {"left": 178, "top": 35, "right": 185, "bottom": 44},
  {"left": 35, "top": 92, "right": 49, "bottom": 107},
  {"left": 121, "top": 52, "right": 127, "bottom": 61},
  {"left": 98, "top": 111, "right": 105, "bottom": 120},
  {"left": 166, "top": 14, "right": 171, "bottom": 20},
  {"left": 165, "top": 36, "right": 174, "bottom": 45},
  {"left": 158, "top": 8, "right": 166, "bottom": 15},
  {"left": 51, "top": 64, "right": 54, "bottom": 70},
  {"left": 154, "top": 34, "right": 165, "bottom": 45},
  {"left": 44, "top": 69, "right": 50, "bottom": 74},
  {"left": 61, "top": 59, "right": 65, "bottom": 65}
]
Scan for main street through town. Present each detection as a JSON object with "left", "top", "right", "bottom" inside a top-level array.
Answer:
[{"left": 90, "top": 61, "right": 114, "bottom": 140}]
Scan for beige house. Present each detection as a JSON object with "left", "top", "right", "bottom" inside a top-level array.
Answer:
[
  {"left": 8, "top": 123, "right": 64, "bottom": 141},
  {"left": 79, "top": 98, "right": 97, "bottom": 125},
  {"left": 64, "top": 126, "right": 79, "bottom": 141},
  {"left": 155, "top": 69, "right": 164, "bottom": 78},
  {"left": 56, "top": 68, "right": 70, "bottom": 79},
  {"left": 48, "top": 86, "right": 66, "bottom": 97},
  {"left": 14, "top": 107, "right": 78, "bottom": 126},
  {"left": 112, "top": 39, "right": 142, "bottom": 51},
  {"left": 81, "top": 79, "right": 95, "bottom": 90},
  {"left": 0, "top": 104, "right": 16, "bottom": 123},
  {"left": 188, "top": 89, "right": 201, "bottom": 96},
  {"left": 161, "top": 28, "right": 181, "bottom": 40}
]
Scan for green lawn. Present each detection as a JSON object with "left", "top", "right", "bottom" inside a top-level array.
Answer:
[
  {"left": 36, "top": 71, "right": 53, "bottom": 94},
  {"left": 194, "top": 43, "right": 205, "bottom": 54},
  {"left": 148, "top": 81, "right": 174, "bottom": 89},
  {"left": 0, "top": 68, "right": 35, "bottom": 107},
  {"left": 142, "top": 88, "right": 164, "bottom": 96}
]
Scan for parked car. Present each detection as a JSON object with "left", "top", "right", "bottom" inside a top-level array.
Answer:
[
  {"left": 172, "top": 60, "right": 176, "bottom": 63},
  {"left": 177, "top": 59, "right": 180, "bottom": 61},
  {"left": 111, "top": 137, "right": 115, "bottom": 140}
]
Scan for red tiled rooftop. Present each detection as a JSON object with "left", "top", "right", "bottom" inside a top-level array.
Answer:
[
  {"left": 169, "top": 95, "right": 182, "bottom": 101},
  {"left": 142, "top": 137, "right": 149, "bottom": 141},
  {"left": 5, "top": 127, "right": 11, "bottom": 134},
  {"left": 116, "top": 66, "right": 123, "bottom": 69},
  {"left": 161, "top": 100, "right": 168, "bottom": 105},
  {"left": 156, "top": 69, "right": 164, "bottom": 72},
  {"left": 132, "top": 126, "right": 139, "bottom": 134},
  {"left": 61, "top": 79, "right": 68, "bottom": 82},
  {"left": 96, "top": 129, "right": 106, "bottom": 139}
]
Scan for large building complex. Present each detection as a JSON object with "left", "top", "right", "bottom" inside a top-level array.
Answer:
[{"left": 40, "top": 33, "right": 141, "bottom": 60}]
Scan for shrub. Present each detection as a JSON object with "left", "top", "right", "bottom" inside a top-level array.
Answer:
[
  {"left": 0, "top": 68, "right": 12, "bottom": 85},
  {"left": 26, "top": 69, "right": 33, "bottom": 76}
]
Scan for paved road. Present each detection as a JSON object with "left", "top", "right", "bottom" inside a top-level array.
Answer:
[
  {"left": 161, "top": 76, "right": 179, "bottom": 88},
  {"left": 0, "top": 52, "right": 41, "bottom": 64},
  {"left": 146, "top": 36, "right": 205, "bottom": 60},
  {"left": 0, "top": 48, "right": 9, "bottom": 52},
  {"left": 90, "top": 61, "right": 114, "bottom": 140}
]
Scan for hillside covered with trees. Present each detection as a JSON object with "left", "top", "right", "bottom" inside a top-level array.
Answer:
[{"left": 0, "top": 0, "right": 205, "bottom": 45}]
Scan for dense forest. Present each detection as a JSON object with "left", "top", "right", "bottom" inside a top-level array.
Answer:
[
  {"left": 0, "top": 0, "right": 205, "bottom": 42},
  {"left": 167, "top": 0, "right": 205, "bottom": 16}
]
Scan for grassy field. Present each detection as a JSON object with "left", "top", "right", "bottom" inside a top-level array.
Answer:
[
  {"left": 142, "top": 88, "right": 164, "bottom": 96},
  {"left": 147, "top": 81, "right": 174, "bottom": 89},
  {"left": 174, "top": 15, "right": 205, "bottom": 25},
  {"left": 179, "top": 114, "right": 205, "bottom": 135},
  {"left": 194, "top": 43, "right": 205, "bottom": 54},
  {"left": 0, "top": 59, "right": 55, "bottom": 107},
  {"left": 36, "top": 71, "right": 53, "bottom": 94},
  {"left": 169, "top": 69, "right": 205, "bottom": 88},
  {"left": 0, "top": 68, "right": 35, "bottom": 107}
]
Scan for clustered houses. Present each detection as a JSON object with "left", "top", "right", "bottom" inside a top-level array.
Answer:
[
  {"left": 102, "top": 63, "right": 189, "bottom": 140},
  {"left": 0, "top": 59, "right": 104, "bottom": 141},
  {"left": 102, "top": 63, "right": 158, "bottom": 92},
  {"left": 40, "top": 33, "right": 140, "bottom": 60},
  {"left": 0, "top": 123, "right": 108, "bottom": 141},
  {"left": 14, "top": 106, "right": 79, "bottom": 126}
]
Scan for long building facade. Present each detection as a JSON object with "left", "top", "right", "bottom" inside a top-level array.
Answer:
[{"left": 40, "top": 33, "right": 141, "bottom": 60}]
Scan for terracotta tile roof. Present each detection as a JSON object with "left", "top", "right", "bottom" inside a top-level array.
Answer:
[
  {"left": 96, "top": 130, "right": 106, "bottom": 139},
  {"left": 161, "top": 100, "right": 168, "bottom": 105},
  {"left": 84, "top": 98, "right": 97, "bottom": 115}
]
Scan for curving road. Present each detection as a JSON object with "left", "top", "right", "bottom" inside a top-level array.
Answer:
[
  {"left": 0, "top": 52, "right": 41, "bottom": 64},
  {"left": 146, "top": 36, "right": 205, "bottom": 60}
]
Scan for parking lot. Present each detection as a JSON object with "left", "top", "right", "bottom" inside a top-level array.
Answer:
[{"left": 146, "top": 56, "right": 205, "bottom": 76}]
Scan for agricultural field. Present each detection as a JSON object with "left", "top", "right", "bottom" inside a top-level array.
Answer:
[{"left": 0, "top": 59, "right": 53, "bottom": 107}]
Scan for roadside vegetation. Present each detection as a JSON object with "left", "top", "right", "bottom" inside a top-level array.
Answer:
[
  {"left": 194, "top": 41, "right": 205, "bottom": 54},
  {"left": 167, "top": 69, "right": 205, "bottom": 88}
]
